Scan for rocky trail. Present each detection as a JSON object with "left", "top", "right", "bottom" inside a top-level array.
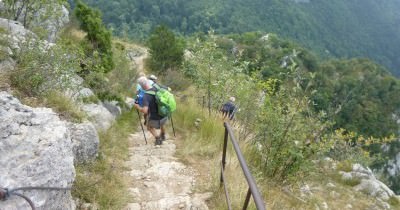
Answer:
[
  {"left": 124, "top": 45, "right": 211, "bottom": 210},
  {"left": 123, "top": 128, "right": 211, "bottom": 210}
]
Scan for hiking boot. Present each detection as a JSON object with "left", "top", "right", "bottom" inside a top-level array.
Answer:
[
  {"left": 155, "top": 137, "right": 162, "bottom": 146},
  {"left": 160, "top": 133, "right": 166, "bottom": 141}
]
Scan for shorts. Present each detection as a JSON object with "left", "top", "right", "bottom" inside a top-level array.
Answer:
[{"left": 147, "top": 117, "right": 168, "bottom": 129}]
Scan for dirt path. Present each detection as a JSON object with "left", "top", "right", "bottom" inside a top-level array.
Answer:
[
  {"left": 127, "top": 46, "right": 148, "bottom": 73},
  {"left": 124, "top": 130, "right": 211, "bottom": 210}
]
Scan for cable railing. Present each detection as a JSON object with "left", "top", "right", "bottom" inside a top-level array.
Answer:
[{"left": 220, "top": 122, "right": 266, "bottom": 210}]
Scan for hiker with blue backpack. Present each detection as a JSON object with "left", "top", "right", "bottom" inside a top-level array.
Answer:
[
  {"left": 135, "top": 73, "right": 154, "bottom": 125},
  {"left": 134, "top": 76, "right": 176, "bottom": 145}
]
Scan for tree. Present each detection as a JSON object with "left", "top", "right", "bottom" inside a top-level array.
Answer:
[
  {"left": 147, "top": 25, "right": 184, "bottom": 74},
  {"left": 74, "top": 0, "right": 114, "bottom": 73},
  {"left": 2, "top": 0, "right": 67, "bottom": 28}
]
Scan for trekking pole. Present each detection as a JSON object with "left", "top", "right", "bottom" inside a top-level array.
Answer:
[
  {"left": 170, "top": 115, "right": 176, "bottom": 137},
  {"left": 136, "top": 109, "right": 147, "bottom": 144}
]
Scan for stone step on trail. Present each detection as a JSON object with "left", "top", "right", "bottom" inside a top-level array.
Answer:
[{"left": 124, "top": 128, "right": 211, "bottom": 210}]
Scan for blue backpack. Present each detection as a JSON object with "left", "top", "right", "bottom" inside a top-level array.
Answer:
[{"left": 136, "top": 89, "right": 145, "bottom": 107}]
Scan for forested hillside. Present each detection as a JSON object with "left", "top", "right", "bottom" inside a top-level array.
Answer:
[{"left": 78, "top": 0, "right": 400, "bottom": 76}]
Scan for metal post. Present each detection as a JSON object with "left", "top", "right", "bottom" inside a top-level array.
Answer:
[
  {"left": 220, "top": 125, "right": 229, "bottom": 185},
  {"left": 224, "top": 122, "right": 266, "bottom": 210},
  {"left": 242, "top": 188, "right": 252, "bottom": 210}
]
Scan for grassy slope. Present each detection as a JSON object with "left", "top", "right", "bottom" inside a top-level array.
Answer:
[{"left": 171, "top": 89, "right": 399, "bottom": 209}]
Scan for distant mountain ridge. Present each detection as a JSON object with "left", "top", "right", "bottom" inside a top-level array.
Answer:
[{"left": 81, "top": 0, "right": 400, "bottom": 76}]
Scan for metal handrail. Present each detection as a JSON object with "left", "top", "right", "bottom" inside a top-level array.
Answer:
[{"left": 220, "top": 122, "right": 266, "bottom": 210}]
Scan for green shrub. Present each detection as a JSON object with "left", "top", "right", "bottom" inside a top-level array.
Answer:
[
  {"left": 74, "top": 0, "right": 114, "bottom": 73},
  {"left": 11, "top": 39, "right": 79, "bottom": 96},
  {"left": 249, "top": 68, "right": 334, "bottom": 182},
  {"left": 107, "top": 43, "right": 137, "bottom": 96},
  {"left": 162, "top": 70, "right": 191, "bottom": 91},
  {"left": 147, "top": 25, "right": 185, "bottom": 74},
  {"left": 83, "top": 71, "right": 125, "bottom": 107},
  {"left": 336, "top": 160, "right": 353, "bottom": 172}
]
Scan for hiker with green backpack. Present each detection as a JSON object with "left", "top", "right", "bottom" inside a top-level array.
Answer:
[{"left": 134, "top": 76, "right": 176, "bottom": 145}]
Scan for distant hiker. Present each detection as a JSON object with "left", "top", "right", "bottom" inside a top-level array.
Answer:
[
  {"left": 148, "top": 74, "right": 157, "bottom": 82},
  {"left": 134, "top": 76, "right": 168, "bottom": 145},
  {"left": 220, "top": 97, "right": 236, "bottom": 120},
  {"left": 148, "top": 74, "right": 172, "bottom": 91}
]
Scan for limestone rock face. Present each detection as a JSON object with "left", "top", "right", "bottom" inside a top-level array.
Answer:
[
  {"left": 0, "top": 92, "right": 75, "bottom": 210},
  {"left": 340, "top": 164, "right": 396, "bottom": 201},
  {"left": 69, "top": 122, "right": 99, "bottom": 164},
  {"left": 0, "top": 18, "right": 34, "bottom": 38},
  {"left": 102, "top": 101, "right": 122, "bottom": 117},
  {"left": 37, "top": 5, "right": 69, "bottom": 43},
  {"left": 385, "top": 142, "right": 400, "bottom": 177},
  {"left": 0, "top": 1, "right": 69, "bottom": 43},
  {"left": 81, "top": 103, "right": 115, "bottom": 131}
]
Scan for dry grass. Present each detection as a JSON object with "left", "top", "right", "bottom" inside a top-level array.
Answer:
[
  {"left": 44, "top": 91, "right": 85, "bottom": 122},
  {"left": 72, "top": 110, "right": 139, "bottom": 209}
]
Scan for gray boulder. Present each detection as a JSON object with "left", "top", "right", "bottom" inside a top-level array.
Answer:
[
  {"left": 102, "top": 101, "right": 122, "bottom": 117},
  {"left": 0, "top": 92, "right": 75, "bottom": 210},
  {"left": 0, "top": 18, "right": 34, "bottom": 38},
  {"left": 340, "top": 163, "right": 396, "bottom": 201},
  {"left": 81, "top": 103, "right": 115, "bottom": 131},
  {"left": 0, "top": 18, "right": 36, "bottom": 52},
  {"left": 77, "top": 88, "right": 95, "bottom": 99},
  {"left": 38, "top": 5, "right": 69, "bottom": 43},
  {"left": 69, "top": 122, "right": 99, "bottom": 164},
  {"left": 0, "top": 57, "right": 16, "bottom": 72}
]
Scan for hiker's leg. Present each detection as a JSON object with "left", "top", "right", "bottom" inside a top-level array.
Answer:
[
  {"left": 160, "top": 125, "right": 166, "bottom": 136},
  {"left": 160, "top": 117, "right": 168, "bottom": 140},
  {"left": 148, "top": 119, "right": 163, "bottom": 145},
  {"left": 149, "top": 128, "right": 158, "bottom": 137},
  {"left": 146, "top": 121, "right": 158, "bottom": 138},
  {"left": 143, "top": 113, "right": 148, "bottom": 125},
  {"left": 222, "top": 111, "right": 227, "bottom": 119}
]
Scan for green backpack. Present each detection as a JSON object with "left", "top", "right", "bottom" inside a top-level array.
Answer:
[{"left": 145, "top": 83, "right": 176, "bottom": 117}]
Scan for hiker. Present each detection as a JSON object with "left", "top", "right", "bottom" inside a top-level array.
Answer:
[
  {"left": 136, "top": 72, "right": 154, "bottom": 95},
  {"left": 148, "top": 74, "right": 172, "bottom": 91},
  {"left": 148, "top": 74, "right": 158, "bottom": 83},
  {"left": 134, "top": 76, "right": 168, "bottom": 145},
  {"left": 220, "top": 97, "right": 236, "bottom": 120},
  {"left": 135, "top": 73, "right": 154, "bottom": 125}
]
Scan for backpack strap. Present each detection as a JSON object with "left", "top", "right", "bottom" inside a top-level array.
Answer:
[
  {"left": 152, "top": 83, "right": 161, "bottom": 90},
  {"left": 145, "top": 90, "right": 156, "bottom": 95}
]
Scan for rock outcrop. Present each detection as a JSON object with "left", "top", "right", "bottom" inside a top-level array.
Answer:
[
  {"left": 0, "top": 92, "right": 75, "bottom": 210},
  {"left": 340, "top": 164, "right": 397, "bottom": 204},
  {"left": 102, "top": 101, "right": 122, "bottom": 117},
  {"left": 0, "top": 1, "right": 69, "bottom": 43},
  {"left": 384, "top": 141, "right": 400, "bottom": 177},
  {"left": 81, "top": 103, "right": 115, "bottom": 131},
  {"left": 69, "top": 122, "right": 99, "bottom": 164},
  {"left": 35, "top": 5, "right": 69, "bottom": 43}
]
